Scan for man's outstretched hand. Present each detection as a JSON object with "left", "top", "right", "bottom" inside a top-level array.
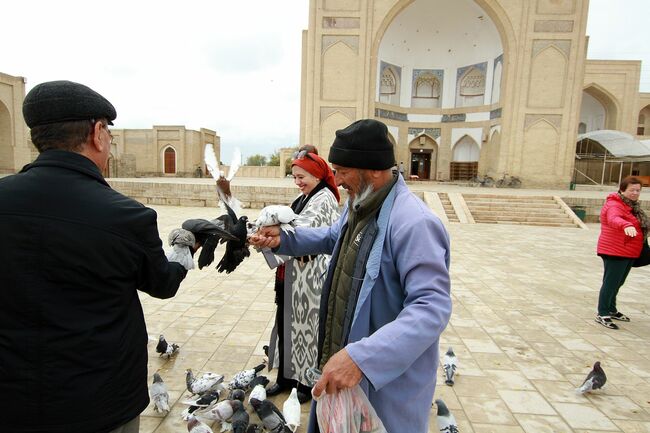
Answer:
[
  {"left": 313, "top": 348, "right": 362, "bottom": 397},
  {"left": 248, "top": 225, "right": 282, "bottom": 249}
]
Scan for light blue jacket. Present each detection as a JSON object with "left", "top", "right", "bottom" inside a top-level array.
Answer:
[{"left": 277, "top": 176, "right": 451, "bottom": 433}]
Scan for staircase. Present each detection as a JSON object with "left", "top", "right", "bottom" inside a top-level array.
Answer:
[
  {"left": 463, "top": 194, "right": 581, "bottom": 228},
  {"left": 438, "top": 193, "right": 460, "bottom": 223}
]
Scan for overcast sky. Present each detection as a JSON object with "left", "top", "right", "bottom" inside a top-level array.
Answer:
[{"left": 1, "top": 0, "right": 648, "bottom": 161}]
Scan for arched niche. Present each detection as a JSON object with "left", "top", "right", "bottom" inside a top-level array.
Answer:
[
  {"left": 320, "top": 111, "right": 352, "bottom": 160},
  {"left": 322, "top": 41, "right": 358, "bottom": 101},
  {"left": 0, "top": 102, "right": 13, "bottom": 172},
  {"left": 528, "top": 45, "right": 567, "bottom": 108},
  {"left": 457, "top": 65, "right": 487, "bottom": 107},
  {"left": 638, "top": 105, "right": 650, "bottom": 136},
  {"left": 411, "top": 71, "right": 441, "bottom": 108},
  {"left": 379, "top": 62, "right": 401, "bottom": 105},
  {"left": 522, "top": 119, "right": 559, "bottom": 178},
  {"left": 373, "top": 0, "right": 506, "bottom": 110},
  {"left": 408, "top": 134, "right": 438, "bottom": 179},
  {"left": 491, "top": 58, "right": 503, "bottom": 104},
  {"left": 162, "top": 146, "right": 177, "bottom": 174},
  {"left": 582, "top": 84, "right": 620, "bottom": 130}
]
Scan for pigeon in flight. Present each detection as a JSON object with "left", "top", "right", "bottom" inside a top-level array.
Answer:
[
  {"left": 205, "top": 144, "right": 242, "bottom": 215},
  {"left": 187, "top": 414, "right": 214, "bottom": 433},
  {"left": 230, "top": 400, "right": 250, "bottom": 433},
  {"left": 156, "top": 334, "right": 180, "bottom": 359},
  {"left": 435, "top": 399, "right": 458, "bottom": 433},
  {"left": 181, "top": 389, "right": 221, "bottom": 420},
  {"left": 229, "top": 362, "right": 266, "bottom": 390},
  {"left": 442, "top": 347, "right": 458, "bottom": 386},
  {"left": 250, "top": 398, "right": 292, "bottom": 433},
  {"left": 182, "top": 217, "right": 238, "bottom": 270},
  {"left": 577, "top": 361, "right": 607, "bottom": 394},
  {"left": 282, "top": 388, "right": 301, "bottom": 432},
  {"left": 186, "top": 369, "right": 225, "bottom": 395},
  {"left": 150, "top": 372, "right": 170, "bottom": 414}
]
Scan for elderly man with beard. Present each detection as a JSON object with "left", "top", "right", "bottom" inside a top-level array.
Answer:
[{"left": 249, "top": 119, "right": 452, "bottom": 433}]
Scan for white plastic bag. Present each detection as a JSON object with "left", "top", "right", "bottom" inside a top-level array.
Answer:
[{"left": 314, "top": 385, "right": 387, "bottom": 433}]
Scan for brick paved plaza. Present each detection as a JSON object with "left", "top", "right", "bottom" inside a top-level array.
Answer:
[{"left": 140, "top": 204, "right": 650, "bottom": 433}]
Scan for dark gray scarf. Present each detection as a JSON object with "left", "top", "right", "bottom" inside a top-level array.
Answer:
[{"left": 618, "top": 192, "right": 649, "bottom": 239}]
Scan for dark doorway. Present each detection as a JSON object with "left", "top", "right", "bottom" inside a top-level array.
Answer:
[{"left": 410, "top": 151, "right": 431, "bottom": 179}]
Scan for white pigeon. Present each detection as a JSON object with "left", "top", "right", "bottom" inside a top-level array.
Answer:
[
  {"left": 248, "top": 384, "right": 267, "bottom": 405},
  {"left": 150, "top": 372, "right": 170, "bottom": 414},
  {"left": 250, "top": 205, "right": 297, "bottom": 235},
  {"left": 435, "top": 399, "right": 458, "bottom": 433},
  {"left": 442, "top": 347, "right": 458, "bottom": 386},
  {"left": 205, "top": 144, "right": 242, "bottom": 214},
  {"left": 186, "top": 369, "right": 225, "bottom": 395},
  {"left": 187, "top": 414, "right": 214, "bottom": 433},
  {"left": 228, "top": 362, "right": 266, "bottom": 390},
  {"left": 166, "top": 228, "right": 196, "bottom": 270},
  {"left": 282, "top": 388, "right": 301, "bottom": 432},
  {"left": 193, "top": 399, "right": 236, "bottom": 423},
  {"left": 577, "top": 361, "right": 607, "bottom": 394}
]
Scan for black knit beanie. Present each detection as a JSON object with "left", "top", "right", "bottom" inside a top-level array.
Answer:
[{"left": 328, "top": 119, "right": 395, "bottom": 170}]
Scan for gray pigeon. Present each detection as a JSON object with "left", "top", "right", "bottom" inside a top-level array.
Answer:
[
  {"left": 229, "top": 362, "right": 266, "bottom": 390},
  {"left": 435, "top": 399, "right": 458, "bottom": 433},
  {"left": 442, "top": 347, "right": 458, "bottom": 386},
  {"left": 250, "top": 398, "right": 292, "bottom": 433},
  {"left": 246, "top": 425, "right": 264, "bottom": 433},
  {"left": 156, "top": 334, "right": 180, "bottom": 359},
  {"left": 230, "top": 400, "right": 250, "bottom": 433},
  {"left": 228, "top": 388, "right": 246, "bottom": 402},
  {"left": 150, "top": 372, "right": 170, "bottom": 414},
  {"left": 181, "top": 389, "right": 221, "bottom": 420},
  {"left": 186, "top": 369, "right": 225, "bottom": 395},
  {"left": 167, "top": 228, "right": 196, "bottom": 270},
  {"left": 193, "top": 399, "right": 237, "bottom": 423},
  {"left": 577, "top": 361, "right": 607, "bottom": 394}
]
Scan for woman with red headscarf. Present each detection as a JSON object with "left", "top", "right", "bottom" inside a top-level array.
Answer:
[{"left": 263, "top": 148, "right": 340, "bottom": 404}]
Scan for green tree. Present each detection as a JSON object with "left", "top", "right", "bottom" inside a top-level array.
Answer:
[
  {"left": 268, "top": 151, "right": 280, "bottom": 166},
  {"left": 246, "top": 154, "right": 267, "bottom": 166}
]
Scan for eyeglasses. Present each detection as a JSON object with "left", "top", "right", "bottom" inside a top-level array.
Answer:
[{"left": 92, "top": 119, "right": 115, "bottom": 145}]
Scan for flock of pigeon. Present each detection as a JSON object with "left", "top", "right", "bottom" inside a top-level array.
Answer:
[
  {"left": 152, "top": 335, "right": 301, "bottom": 433},
  {"left": 434, "top": 347, "right": 608, "bottom": 433}
]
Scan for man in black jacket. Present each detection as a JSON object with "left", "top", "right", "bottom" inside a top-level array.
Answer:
[{"left": 0, "top": 81, "right": 189, "bottom": 433}]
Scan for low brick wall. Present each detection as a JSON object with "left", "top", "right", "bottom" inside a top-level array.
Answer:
[{"left": 561, "top": 196, "right": 650, "bottom": 223}]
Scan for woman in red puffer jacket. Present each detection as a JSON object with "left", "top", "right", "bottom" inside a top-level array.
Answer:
[{"left": 596, "top": 176, "right": 647, "bottom": 329}]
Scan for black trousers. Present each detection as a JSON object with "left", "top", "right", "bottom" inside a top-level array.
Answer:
[{"left": 598, "top": 256, "right": 634, "bottom": 316}]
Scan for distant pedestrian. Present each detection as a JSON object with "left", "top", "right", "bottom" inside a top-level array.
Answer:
[{"left": 398, "top": 161, "right": 405, "bottom": 177}]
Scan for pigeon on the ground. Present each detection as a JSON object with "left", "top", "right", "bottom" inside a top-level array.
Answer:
[
  {"left": 250, "top": 398, "right": 291, "bottom": 433},
  {"left": 229, "top": 362, "right": 266, "bottom": 390},
  {"left": 282, "top": 388, "right": 301, "bottom": 432},
  {"left": 228, "top": 388, "right": 246, "bottom": 402},
  {"left": 247, "top": 375, "right": 269, "bottom": 390},
  {"left": 249, "top": 205, "right": 297, "bottom": 235},
  {"left": 248, "top": 384, "right": 267, "bottom": 405},
  {"left": 435, "top": 399, "right": 458, "bottom": 433},
  {"left": 186, "top": 369, "right": 225, "bottom": 395},
  {"left": 442, "top": 347, "right": 458, "bottom": 386},
  {"left": 246, "top": 425, "right": 264, "bottom": 433},
  {"left": 166, "top": 228, "right": 196, "bottom": 270},
  {"left": 577, "top": 361, "right": 607, "bottom": 394},
  {"left": 181, "top": 389, "right": 222, "bottom": 420},
  {"left": 187, "top": 414, "right": 214, "bottom": 433},
  {"left": 150, "top": 372, "right": 170, "bottom": 414},
  {"left": 193, "top": 399, "right": 237, "bottom": 423},
  {"left": 230, "top": 400, "right": 250, "bottom": 433},
  {"left": 156, "top": 334, "right": 180, "bottom": 359}
]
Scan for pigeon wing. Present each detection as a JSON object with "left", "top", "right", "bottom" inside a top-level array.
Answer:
[
  {"left": 204, "top": 143, "right": 220, "bottom": 181},
  {"left": 226, "top": 148, "right": 242, "bottom": 181}
]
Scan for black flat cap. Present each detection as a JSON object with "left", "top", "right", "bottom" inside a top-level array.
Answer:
[{"left": 23, "top": 80, "right": 116, "bottom": 128}]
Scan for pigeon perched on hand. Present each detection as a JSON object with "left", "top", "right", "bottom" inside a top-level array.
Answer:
[
  {"left": 250, "top": 398, "right": 291, "bottom": 433},
  {"left": 187, "top": 414, "right": 214, "bottom": 433},
  {"left": 442, "top": 347, "right": 458, "bottom": 386},
  {"left": 249, "top": 205, "right": 297, "bottom": 235},
  {"left": 166, "top": 228, "right": 196, "bottom": 270},
  {"left": 156, "top": 334, "right": 180, "bottom": 359},
  {"left": 282, "top": 388, "right": 301, "bottom": 432},
  {"left": 186, "top": 369, "right": 225, "bottom": 395},
  {"left": 229, "top": 362, "right": 266, "bottom": 390},
  {"left": 150, "top": 372, "right": 170, "bottom": 414},
  {"left": 577, "top": 361, "right": 607, "bottom": 394},
  {"left": 435, "top": 399, "right": 458, "bottom": 433}
]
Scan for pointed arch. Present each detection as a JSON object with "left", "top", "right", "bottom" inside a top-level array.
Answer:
[
  {"left": 452, "top": 135, "right": 480, "bottom": 162},
  {"left": 637, "top": 104, "right": 650, "bottom": 136},
  {"left": 320, "top": 111, "right": 351, "bottom": 159},
  {"left": 0, "top": 101, "right": 13, "bottom": 172},
  {"left": 162, "top": 145, "right": 177, "bottom": 174},
  {"left": 322, "top": 41, "right": 358, "bottom": 101},
  {"left": 528, "top": 45, "right": 567, "bottom": 108},
  {"left": 582, "top": 83, "right": 620, "bottom": 130}
]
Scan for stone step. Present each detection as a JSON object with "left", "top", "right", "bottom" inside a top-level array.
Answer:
[
  {"left": 471, "top": 211, "right": 568, "bottom": 219},
  {"left": 474, "top": 215, "right": 577, "bottom": 224},
  {"left": 466, "top": 203, "right": 562, "bottom": 211},
  {"left": 464, "top": 198, "right": 559, "bottom": 206},
  {"left": 480, "top": 220, "right": 579, "bottom": 228},
  {"left": 463, "top": 194, "right": 556, "bottom": 201}
]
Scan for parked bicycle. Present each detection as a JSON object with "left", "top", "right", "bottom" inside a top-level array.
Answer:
[
  {"left": 496, "top": 173, "right": 522, "bottom": 188},
  {"left": 471, "top": 175, "right": 495, "bottom": 187}
]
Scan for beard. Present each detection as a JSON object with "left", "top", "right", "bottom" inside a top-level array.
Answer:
[{"left": 350, "top": 174, "right": 374, "bottom": 210}]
